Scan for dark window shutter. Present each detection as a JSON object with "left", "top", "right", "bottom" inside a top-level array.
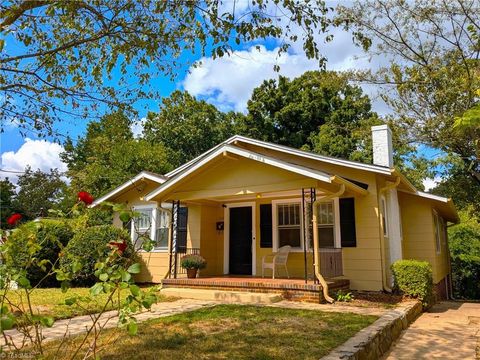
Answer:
[
  {"left": 339, "top": 198, "right": 356, "bottom": 247},
  {"left": 260, "top": 204, "right": 273, "bottom": 248},
  {"left": 176, "top": 207, "right": 188, "bottom": 250}
]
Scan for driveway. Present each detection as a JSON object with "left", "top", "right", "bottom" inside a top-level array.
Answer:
[{"left": 385, "top": 301, "right": 480, "bottom": 359}]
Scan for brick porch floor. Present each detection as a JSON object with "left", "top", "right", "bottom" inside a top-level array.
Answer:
[{"left": 162, "top": 276, "right": 350, "bottom": 303}]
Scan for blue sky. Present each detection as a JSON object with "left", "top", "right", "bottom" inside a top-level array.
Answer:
[{"left": 2, "top": 9, "right": 440, "bottom": 188}]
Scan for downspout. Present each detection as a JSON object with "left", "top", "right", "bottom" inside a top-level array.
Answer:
[
  {"left": 378, "top": 177, "right": 401, "bottom": 292},
  {"left": 312, "top": 184, "right": 345, "bottom": 303}
]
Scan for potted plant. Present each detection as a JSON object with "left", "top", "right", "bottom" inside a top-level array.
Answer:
[{"left": 180, "top": 254, "right": 207, "bottom": 278}]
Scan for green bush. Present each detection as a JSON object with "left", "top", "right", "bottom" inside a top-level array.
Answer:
[
  {"left": 391, "top": 259, "right": 433, "bottom": 306},
  {"left": 4, "top": 219, "right": 74, "bottom": 287},
  {"left": 60, "top": 225, "right": 134, "bottom": 286},
  {"left": 449, "top": 220, "right": 480, "bottom": 299},
  {"left": 180, "top": 254, "right": 207, "bottom": 270}
]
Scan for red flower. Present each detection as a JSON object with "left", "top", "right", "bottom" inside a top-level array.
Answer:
[
  {"left": 77, "top": 191, "right": 94, "bottom": 205},
  {"left": 7, "top": 213, "right": 22, "bottom": 226},
  {"left": 109, "top": 240, "right": 127, "bottom": 254}
]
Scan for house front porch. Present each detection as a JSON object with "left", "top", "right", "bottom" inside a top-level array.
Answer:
[{"left": 161, "top": 276, "right": 350, "bottom": 303}]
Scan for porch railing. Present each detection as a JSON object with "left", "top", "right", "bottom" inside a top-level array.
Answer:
[
  {"left": 319, "top": 248, "right": 343, "bottom": 278},
  {"left": 173, "top": 247, "right": 201, "bottom": 277}
]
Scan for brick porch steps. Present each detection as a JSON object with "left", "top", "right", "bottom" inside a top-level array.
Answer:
[{"left": 161, "top": 277, "right": 350, "bottom": 303}]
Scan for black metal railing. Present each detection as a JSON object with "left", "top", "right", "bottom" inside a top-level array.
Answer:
[{"left": 174, "top": 247, "right": 201, "bottom": 276}]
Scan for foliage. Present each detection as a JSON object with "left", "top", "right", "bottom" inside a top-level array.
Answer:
[
  {"left": 391, "top": 259, "right": 433, "bottom": 306},
  {"left": 448, "top": 210, "right": 480, "bottom": 299},
  {"left": 61, "top": 111, "right": 172, "bottom": 197},
  {"left": 12, "top": 167, "right": 69, "bottom": 220},
  {"left": 335, "top": 290, "right": 354, "bottom": 302},
  {"left": 0, "top": 178, "right": 17, "bottom": 229},
  {"left": 60, "top": 225, "right": 134, "bottom": 286},
  {"left": 42, "top": 305, "right": 377, "bottom": 359},
  {"left": 180, "top": 255, "right": 207, "bottom": 270},
  {"left": 1, "top": 0, "right": 334, "bottom": 136},
  {"left": 3, "top": 219, "right": 74, "bottom": 288},
  {"left": 143, "top": 91, "right": 239, "bottom": 166},
  {"left": 338, "top": 0, "right": 480, "bottom": 208}
]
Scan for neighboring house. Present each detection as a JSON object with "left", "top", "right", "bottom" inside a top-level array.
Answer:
[{"left": 92, "top": 125, "right": 458, "bottom": 299}]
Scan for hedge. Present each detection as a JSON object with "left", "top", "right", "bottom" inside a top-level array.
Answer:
[
  {"left": 391, "top": 259, "right": 433, "bottom": 306},
  {"left": 60, "top": 225, "right": 134, "bottom": 286},
  {"left": 4, "top": 219, "right": 74, "bottom": 287}
]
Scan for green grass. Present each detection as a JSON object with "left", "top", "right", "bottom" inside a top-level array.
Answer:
[
  {"left": 5, "top": 286, "right": 173, "bottom": 322},
  {"left": 45, "top": 304, "right": 378, "bottom": 360}
]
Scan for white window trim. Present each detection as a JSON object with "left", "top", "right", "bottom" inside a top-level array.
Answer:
[
  {"left": 223, "top": 202, "right": 256, "bottom": 275},
  {"left": 131, "top": 204, "right": 170, "bottom": 253},
  {"left": 272, "top": 198, "right": 304, "bottom": 252}
]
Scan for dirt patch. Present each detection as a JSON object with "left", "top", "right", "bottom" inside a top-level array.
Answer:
[
  {"left": 189, "top": 318, "right": 241, "bottom": 335},
  {"left": 336, "top": 291, "right": 405, "bottom": 308}
]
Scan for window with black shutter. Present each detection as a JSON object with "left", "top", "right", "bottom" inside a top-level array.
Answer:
[
  {"left": 176, "top": 207, "right": 188, "bottom": 251},
  {"left": 260, "top": 204, "right": 273, "bottom": 248},
  {"left": 339, "top": 198, "right": 356, "bottom": 247}
]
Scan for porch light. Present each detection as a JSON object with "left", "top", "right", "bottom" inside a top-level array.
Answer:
[{"left": 256, "top": 194, "right": 262, "bottom": 198}]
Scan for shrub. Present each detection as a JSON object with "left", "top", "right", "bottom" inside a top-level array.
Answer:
[
  {"left": 4, "top": 219, "right": 74, "bottom": 287},
  {"left": 391, "top": 259, "right": 433, "bottom": 306},
  {"left": 60, "top": 225, "right": 134, "bottom": 286},
  {"left": 448, "top": 219, "right": 480, "bottom": 299},
  {"left": 180, "top": 254, "right": 207, "bottom": 270}
]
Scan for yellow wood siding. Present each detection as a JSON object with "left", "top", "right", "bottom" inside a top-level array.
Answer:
[{"left": 399, "top": 192, "right": 450, "bottom": 283}]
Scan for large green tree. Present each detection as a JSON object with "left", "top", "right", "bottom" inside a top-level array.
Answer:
[
  {"left": 13, "top": 167, "right": 68, "bottom": 220},
  {"left": 338, "top": 0, "right": 480, "bottom": 207},
  {"left": 143, "top": 91, "right": 242, "bottom": 166},
  {"left": 1, "top": 0, "right": 333, "bottom": 136},
  {"left": 61, "top": 111, "right": 172, "bottom": 197},
  {"left": 0, "top": 178, "right": 17, "bottom": 228}
]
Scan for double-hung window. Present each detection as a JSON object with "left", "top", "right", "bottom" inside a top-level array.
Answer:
[
  {"left": 131, "top": 206, "right": 170, "bottom": 251},
  {"left": 317, "top": 201, "right": 335, "bottom": 248},
  {"left": 274, "top": 201, "right": 302, "bottom": 251}
]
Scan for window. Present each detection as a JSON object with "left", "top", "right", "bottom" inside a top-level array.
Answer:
[
  {"left": 155, "top": 209, "right": 169, "bottom": 249},
  {"left": 433, "top": 211, "right": 441, "bottom": 254},
  {"left": 131, "top": 206, "right": 170, "bottom": 251},
  {"left": 380, "top": 196, "right": 388, "bottom": 237},
  {"left": 317, "top": 201, "right": 335, "bottom": 248},
  {"left": 276, "top": 202, "right": 302, "bottom": 249},
  {"left": 132, "top": 208, "right": 152, "bottom": 250}
]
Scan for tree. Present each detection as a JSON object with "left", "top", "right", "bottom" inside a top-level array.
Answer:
[
  {"left": 0, "top": 178, "right": 17, "bottom": 229},
  {"left": 61, "top": 111, "right": 172, "bottom": 197},
  {"left": 1, "top": 0, "right": 333, "bottom": 136},
  {"left": 337, "top": 0, "right": 480, "bottom": 200},
  {"left": 13, "top": 167, "right": 68, "bottom": 220},
  {"left": 143, "top": 91, "right": 242, "bottom": 166}
]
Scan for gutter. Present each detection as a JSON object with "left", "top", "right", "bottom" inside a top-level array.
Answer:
[
  {"left": 378, "top": 177, "right": 401, "bottom": 292},
  {"left": 312, "top": 184, "right": 345, "bottom": 303}
]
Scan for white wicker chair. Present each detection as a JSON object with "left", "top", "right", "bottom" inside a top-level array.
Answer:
[{"left": 261, "top": 245, "right": 291, "bottom": 279}]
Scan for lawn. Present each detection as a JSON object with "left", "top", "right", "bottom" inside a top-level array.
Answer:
[
  {"left": 5, "top": 286, "right": 174, "bottom": 322},
  {"left": 43, "top": 304, "right": 378, "bottom": 360}
]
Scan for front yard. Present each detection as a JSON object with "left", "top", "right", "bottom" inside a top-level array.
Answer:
[
  {"left": 43, "top": 304, "right": 378, "bottom": 359},
  {"left": 5, "top": 286, "right": 173, "bottom": 323}
]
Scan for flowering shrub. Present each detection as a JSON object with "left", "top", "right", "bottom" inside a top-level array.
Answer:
[
  {"left": 0, "top": 192, "right": 159, "bottom": 357},
  {"left": 180, "top": 254, "right": 207, "bottom": 270},
  {"left": 7, "top": 213, "right": 22, "bottom": 226}
]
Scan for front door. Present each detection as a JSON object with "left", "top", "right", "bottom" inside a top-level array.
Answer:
[{"left": 229, "top": 206, "right": 253, "bottom": 275}]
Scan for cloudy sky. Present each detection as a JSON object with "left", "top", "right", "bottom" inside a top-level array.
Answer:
[{"left": 2, "top": 4, "right": 434, "bottom": 188}]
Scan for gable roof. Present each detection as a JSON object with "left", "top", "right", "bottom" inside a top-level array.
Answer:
[
  {"left": 90, "top": 171, "right": 167, "bottom": 207},
  {"left": 145, "top": 143, "right": 369, "bottom": 201}
]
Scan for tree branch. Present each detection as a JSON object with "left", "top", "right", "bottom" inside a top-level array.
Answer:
[{"left": 0, "top": 0, "right": 50, "bottom": 31}]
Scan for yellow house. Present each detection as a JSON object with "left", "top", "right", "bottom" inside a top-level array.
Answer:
[{"left": 92, "top": 125, "right": 458, "bottom": 301}]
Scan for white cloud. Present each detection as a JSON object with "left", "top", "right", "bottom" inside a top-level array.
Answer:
[
  {"left": 130, "top": 117, "right": 146, "bottom": 138},
  {"left": 183, "top": 45, "right": 319, "bottom": 112},
  {"left": 1, "top": 138, "right": 67, "bottom": 184},
  {"left": 423, "top": 177, "right": 442, "bottom": 192}
]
